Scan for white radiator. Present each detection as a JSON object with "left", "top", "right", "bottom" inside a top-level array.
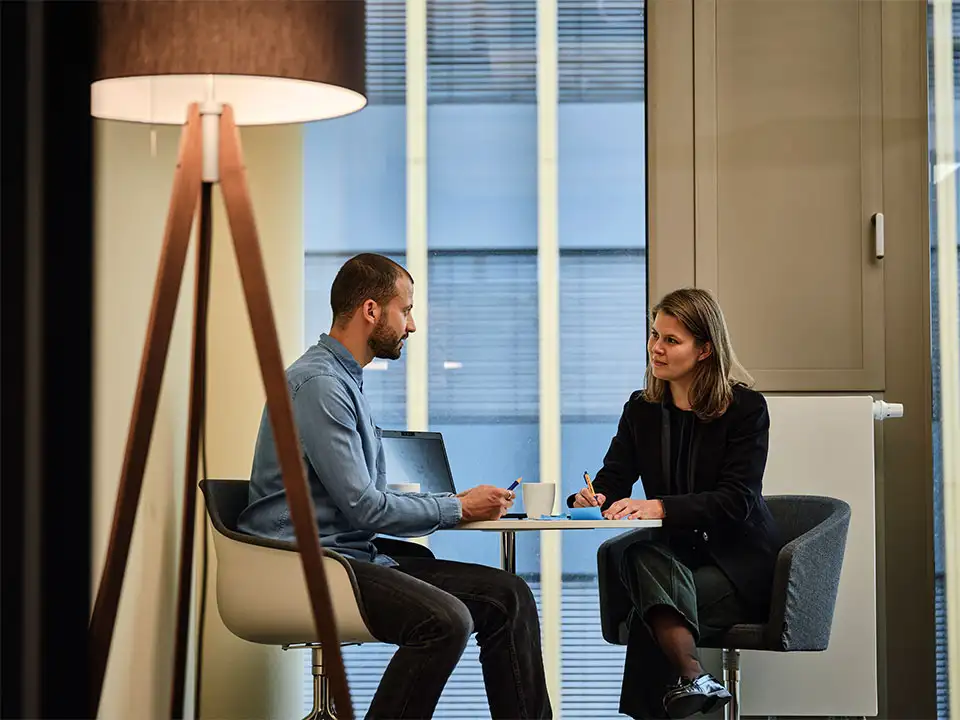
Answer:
[{"left": 704, "top": 394, "right": 889, "bottom": 717}]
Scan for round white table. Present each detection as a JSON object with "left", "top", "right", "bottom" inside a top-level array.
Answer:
[{"left": 454, "top": 518, "right": 662, "bottom": 573}]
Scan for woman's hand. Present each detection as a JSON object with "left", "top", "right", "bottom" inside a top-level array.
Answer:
[
  {"left": 572, "top": 487, "right": 606, "bottom": 508},
  {"left": 603, "top": 498, "right": 665, "bottom": 520}
]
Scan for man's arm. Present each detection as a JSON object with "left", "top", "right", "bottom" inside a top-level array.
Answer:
[
  {"left": 293, "top": 375, "right": 462, "bottom": 536},
  {"left": 384, "top": 488, "right": 455, "bottom": 499}
]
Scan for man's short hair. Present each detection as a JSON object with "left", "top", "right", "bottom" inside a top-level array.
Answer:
[{"left": 330, "top": 253, "right": 413, "bottom": 324}]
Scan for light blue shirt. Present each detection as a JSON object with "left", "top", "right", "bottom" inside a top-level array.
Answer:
[{"left": 237, "top": 334, "right": 462, "bottom": 565}]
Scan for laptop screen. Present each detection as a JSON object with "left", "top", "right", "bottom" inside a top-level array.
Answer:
[{"left": 380, "top": 430, "right": 458, "bottom": 495}]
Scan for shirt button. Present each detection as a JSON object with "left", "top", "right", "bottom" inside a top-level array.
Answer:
[{"left": 702, "top": 531, "right": 709, "bottom": 542}]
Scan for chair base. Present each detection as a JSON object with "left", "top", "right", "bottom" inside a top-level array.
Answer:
[
  {"left": 721, "top": 648, "right": 741, "bottom": 720},
  {"left": 283, "top": 644, "right": 353, "bottom": 720},
  {"left": 304, "top": 646, "right": 339, "bottom": 720}
]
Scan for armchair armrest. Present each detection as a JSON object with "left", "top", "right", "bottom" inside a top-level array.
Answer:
[
  {"left": 765, "top": 500, "right": 851, "bottom": 651},
  {"left": 597, "top": 528, "right": 660, "bottom": 645}
]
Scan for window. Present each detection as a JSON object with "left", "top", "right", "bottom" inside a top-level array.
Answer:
[
  {"left": 302, "top": 0, "right": 646, "bottom": 715},
  {"left": 557, "top": 2, "right": 646, "bottom": 713},
  {"left": 927, "top": 2, "right": 960, "bottom": 717}
]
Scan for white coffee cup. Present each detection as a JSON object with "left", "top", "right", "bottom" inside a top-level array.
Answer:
[
  {"left": 387, "top": 483, "right": 420, "bottom": 494},
  {"left": 522, "top": 482, "right": 557, "bottom": 518}
]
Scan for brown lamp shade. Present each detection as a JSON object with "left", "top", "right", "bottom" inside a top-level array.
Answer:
[{"left": 92, "top": 0, "right": 367, "bottom": 125}]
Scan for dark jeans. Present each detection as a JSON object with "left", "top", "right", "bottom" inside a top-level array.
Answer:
[
  {"left": 617, "top": 540, "right": 748, "bottom": 720},
  {"left": 347, "top": 541, "right": 552, "bottom": 720}
]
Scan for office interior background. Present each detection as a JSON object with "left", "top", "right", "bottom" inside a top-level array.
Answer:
[
  {"left": 2, "top": 0, "right": 959, "bottom": 718},
  {"left": 303, "top": 1, "right": 647, "bottom": 715}
]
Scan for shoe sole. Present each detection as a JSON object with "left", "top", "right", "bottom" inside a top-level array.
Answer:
[
  {"left": 664, "top": 694, "right": 709, "bottom": 718},
  {"left": 701, "top": 692, "right": 732, "bottom": 715}
]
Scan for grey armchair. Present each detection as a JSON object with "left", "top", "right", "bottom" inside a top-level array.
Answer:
[{"left": 597, "top": 495, "right": 851, "bottom": 720}]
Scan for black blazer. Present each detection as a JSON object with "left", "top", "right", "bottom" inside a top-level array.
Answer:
[{"left": 568, "top": 383, "right": 782, "bottom": 615}]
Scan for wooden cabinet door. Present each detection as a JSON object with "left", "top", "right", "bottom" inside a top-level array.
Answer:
[{"left": 692, "top": 0, "right": 885, "bottom": 391}]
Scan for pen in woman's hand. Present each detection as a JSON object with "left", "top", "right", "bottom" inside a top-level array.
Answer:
[{"left": 583, "top": 471, "right": 600, "bottom": 506}]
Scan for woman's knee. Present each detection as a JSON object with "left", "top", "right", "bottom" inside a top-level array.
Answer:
[
  {"left": 619, "top": 540, "right": 669, "bottom": 578},
  {"left": 623, "top": 539, "right": 671, "bottom": 562}
]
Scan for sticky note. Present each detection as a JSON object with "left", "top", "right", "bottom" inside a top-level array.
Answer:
[{"left": 570, "top": 506, "right": 604, "bottom": 520}]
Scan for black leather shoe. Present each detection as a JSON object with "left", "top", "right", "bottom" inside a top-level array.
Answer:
[{"left": 662, "top": 674, "right": 731, "bottom": 718}]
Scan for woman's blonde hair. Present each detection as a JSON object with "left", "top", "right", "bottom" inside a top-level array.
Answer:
[{"left": 642, "top": 287, "right": 753, "bottom": 420}]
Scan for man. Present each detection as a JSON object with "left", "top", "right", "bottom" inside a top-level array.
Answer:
[{"left": 238, "top": 253, "right": 552, "bottom": 719}]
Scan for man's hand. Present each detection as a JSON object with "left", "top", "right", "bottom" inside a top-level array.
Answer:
[
  {"left": 572, "top": 487, "right": 606, "bottom": 509},
  {"left": 603, "top": 498, "right": 665, "bottom": 521},
  {"left": 459, "top": 485, "right": 515, "bottom": 522}
]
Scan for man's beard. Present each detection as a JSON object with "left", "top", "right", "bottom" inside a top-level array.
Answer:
[{"left": 369, "top": 317, "right": 405, "bottom": 360}]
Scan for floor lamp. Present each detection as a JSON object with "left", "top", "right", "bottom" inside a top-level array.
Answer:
[{"left": 88, "top": 2, "right": 366, "bottom": 718}]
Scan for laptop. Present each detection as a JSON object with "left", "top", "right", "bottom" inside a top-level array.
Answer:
[{"left": 380, "top": 430, "right": 458, "bottom": 496}]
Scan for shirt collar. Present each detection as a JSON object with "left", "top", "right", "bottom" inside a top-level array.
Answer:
[{"left": 318, "top": 334, "right": 364, "bottom": 390}]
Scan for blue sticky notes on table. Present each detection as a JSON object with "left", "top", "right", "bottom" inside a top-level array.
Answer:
[{"left": 569, "top": 506, "right": 604, "bottom": 520}]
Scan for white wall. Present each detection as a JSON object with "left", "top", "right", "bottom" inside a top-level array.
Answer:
[{"left": 93, "top": 120, "right": 194, "bottom": 720}]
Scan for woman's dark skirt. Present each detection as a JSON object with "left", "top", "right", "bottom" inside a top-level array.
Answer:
[{"left": 616, "top": 540, "right": 748, "bottom": 719}]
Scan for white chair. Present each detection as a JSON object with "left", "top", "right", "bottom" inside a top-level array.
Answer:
[{"left": 200, "top": 479, "right": 378, "bottom": 720}]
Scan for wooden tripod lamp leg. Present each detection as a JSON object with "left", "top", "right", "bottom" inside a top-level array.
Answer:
[
  {"left": 88, "top": 104, "right": 203, "bottom": 717},
  {"left": 170, "top": 181, "right": 213, "bottom": 719},
  {"left": 216, "top": 106, "right": 354, "bottom": 720}
]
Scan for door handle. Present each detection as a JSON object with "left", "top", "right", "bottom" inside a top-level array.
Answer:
[{"left": 872, "top": 212, "right": 884, "bottom": 260}]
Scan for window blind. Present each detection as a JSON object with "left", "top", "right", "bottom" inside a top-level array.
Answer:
[
  {"left": 560, "top": 251, "right": 647, "bottom": 420},
  {"left": 427, "top": 0, "right": 538, "bottom": 104},
  {"left": 560, "top": 578, "right": 627, "bottom": 716},
  {"left": 930, "top": 240, "right": 960, "bottom": 720},
  {"left": 365, "top": 0, "right": 647, "bottom": 105},
  {"left": 559, "top": 0, "right": 645, "bottom": 102},
  {"left": 428, "top": 252, "right": 540, "bottom": 421},
  {"left": 366, "top": 0, "right": 406, "bottom": 105},
  {"left": 305, "top": 251, "right": 647, "bottom": 423},
  {"left": 429, "top": 250, "right": 648, "bottom": 421},
  {"left": 937, "top": 574, "right": 948, "bottom": 720},
  {"left": 926, "top": 0, "right": 960, "bottom": 695},
  {"left": 928, "top": 7, "right": 960, "bottom": 713},
  {"left": 928, "top": 236, "right": 960, "bottom": 426}
]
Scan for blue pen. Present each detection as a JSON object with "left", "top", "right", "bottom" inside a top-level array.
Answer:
[{"left": 507, "top": 477, "right": 522, "bottom": 491}]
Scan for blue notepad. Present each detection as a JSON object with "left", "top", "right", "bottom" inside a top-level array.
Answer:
[{"left": 569, "top": 506, "right": 604, "bottom": 521}]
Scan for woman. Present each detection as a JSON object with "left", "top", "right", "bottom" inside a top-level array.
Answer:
[{"left": 569, "top": 288, "right": 782, "bottom": 719}]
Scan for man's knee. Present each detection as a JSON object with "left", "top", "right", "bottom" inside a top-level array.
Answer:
[
  {"left": 430, "top": 597, "right": 474, "bottom": 650},
  {"left": 486, "top": 569, "right": 538, "bottom": 622}
]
